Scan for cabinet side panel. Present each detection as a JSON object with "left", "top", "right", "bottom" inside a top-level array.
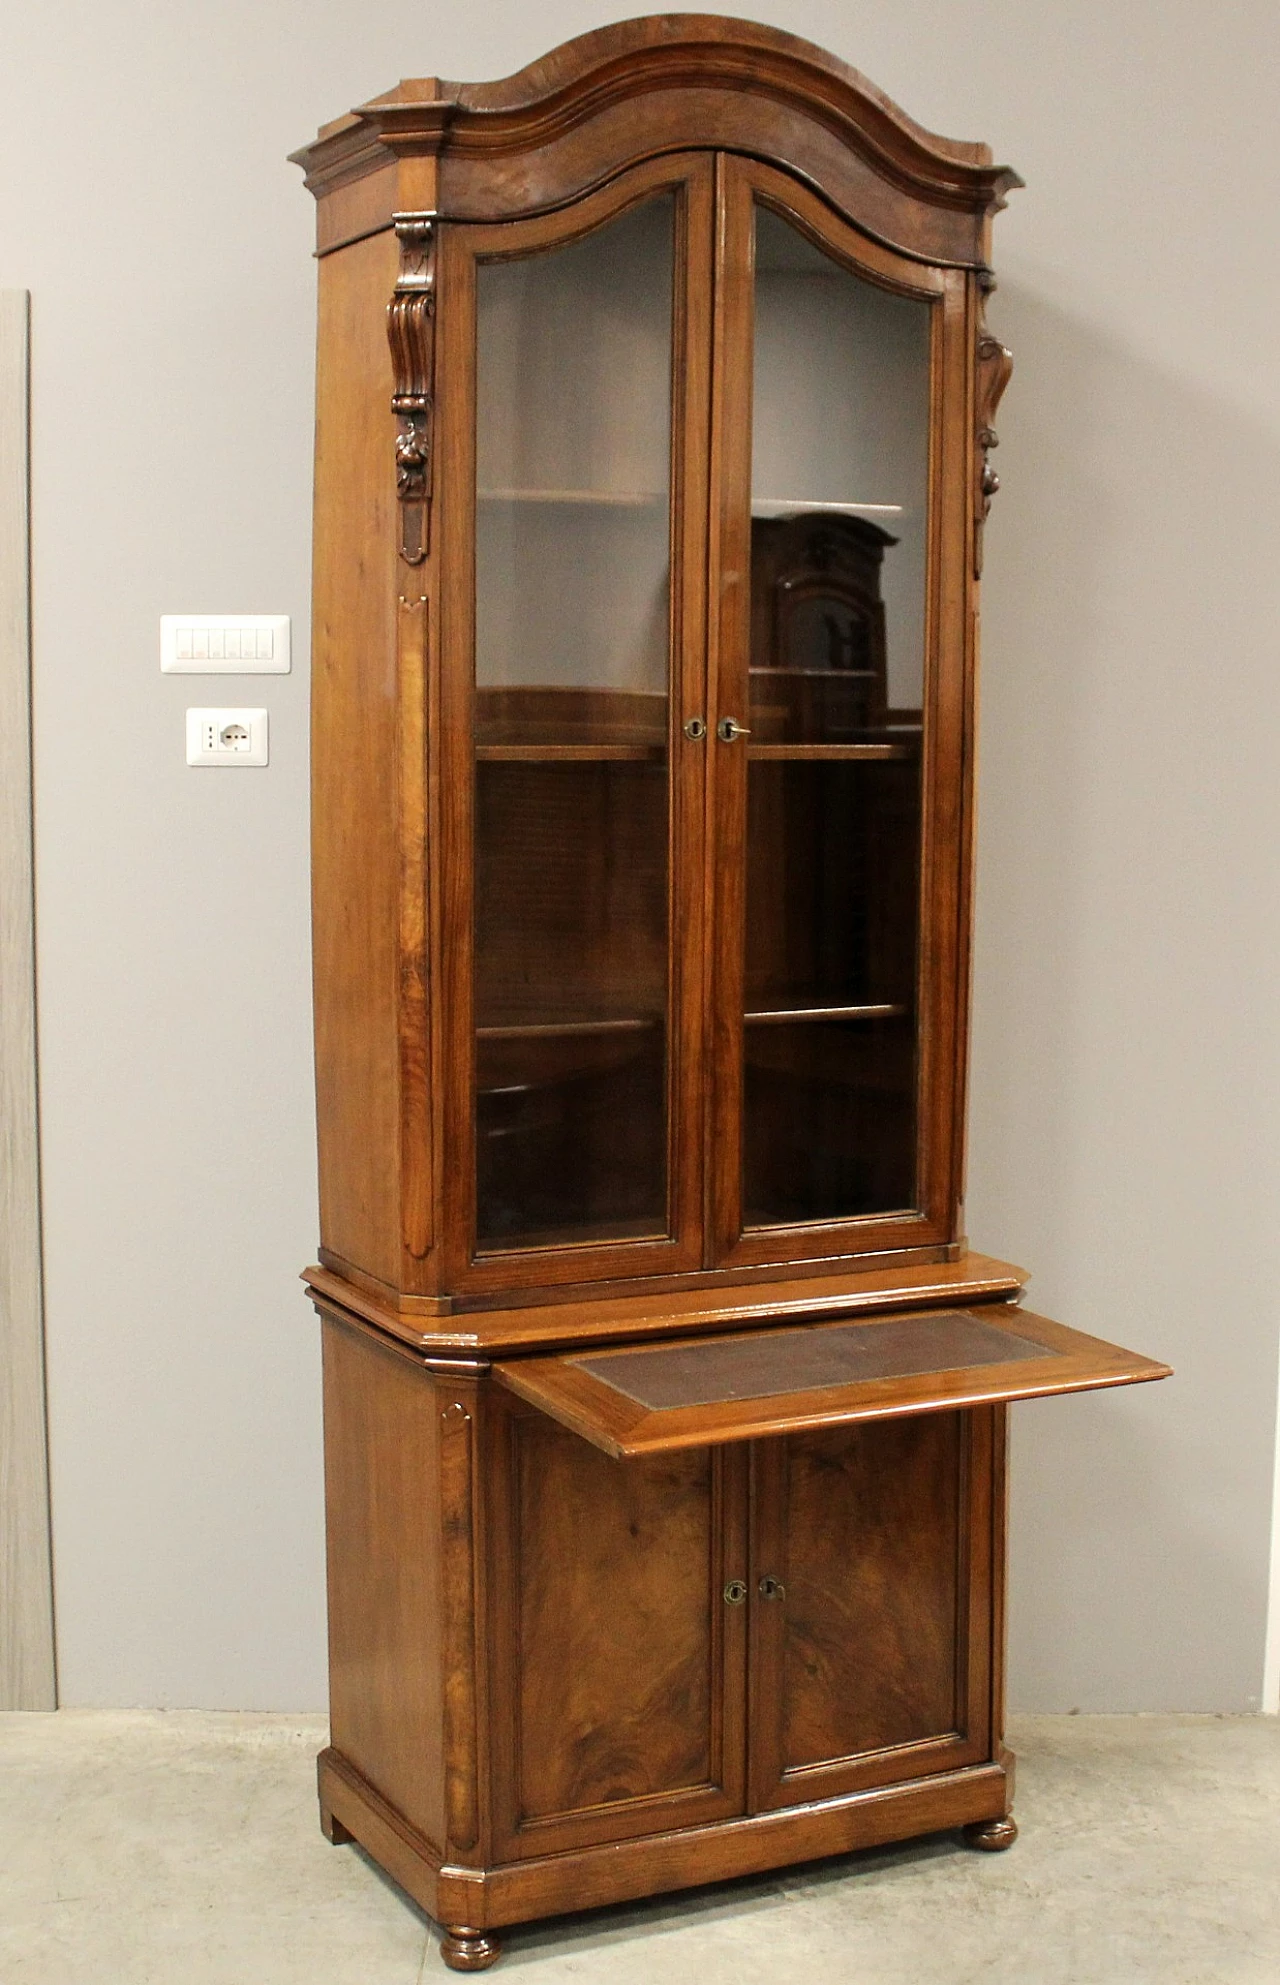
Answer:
[
  {"left": 321, "top": 1313, "right": 444, "bottom": 1850},
  {"left": 312, "top": 227, "right": 403, "bottom": 1285}
]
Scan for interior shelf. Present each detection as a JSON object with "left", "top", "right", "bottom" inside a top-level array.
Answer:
[
  {"left": 476, "top": 742, "right": 666, "bottom": 762},
  {"left": 745, "top": 1001, "right": 909, "bottom": 1025},
  {"left": 747, "top": 742, "right": 918, "bottom": 761},
  {"left": 477, "top": 491, "right": 907, "bottom": 517},
  {"left": 477, "top": 1013, "right": 662, "bottom": 1042},
  {"left": 478, "top": 487, "right": 665, "bottom": 507},
  {"left": 751, "top": 666, "right": 881, "bottom": 681},
  {"left": 751, "top": 498, "right": 905, "bottom": 519}
]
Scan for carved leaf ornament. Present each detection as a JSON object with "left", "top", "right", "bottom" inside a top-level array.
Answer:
[
  {"left": 974, "top": 277, "right": 1013, "bottom": 578},
  {"left": 388, "top": 214, "right": 437, "bottom": 565}
]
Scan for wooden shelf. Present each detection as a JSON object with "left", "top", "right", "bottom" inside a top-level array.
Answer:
[
  {"left": 751, "top": 666, "right": 881, "bottom": 681},
  {"left": 477, "top": 1014, "right": 662, "bottom": 1042},
  {"left": 747, "top": 742, "right": 917, "bottom": 761},
  {"left": 476, "top": 742, "right": 665, "bottom": 762},
  {"left": 745, "top": 1002, "right": 909, "bottom": 1026},
  {"left": 751, "top": 498, "right": 905, "bottom": 519},
  {"left": 478, "top": 487, "right": 665, "bottom": 508}
]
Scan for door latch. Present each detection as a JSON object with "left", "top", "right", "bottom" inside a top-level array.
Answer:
[{"left": 758, "top": 1574, "right": 786, "bottom": 1601}]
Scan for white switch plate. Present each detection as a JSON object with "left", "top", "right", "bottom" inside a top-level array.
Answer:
[
  {"left": 162, "top": 614, "right": 290, "bottom": 673},
  {"left": 186, "top": 707, "right": 269, "bottom": 766}
]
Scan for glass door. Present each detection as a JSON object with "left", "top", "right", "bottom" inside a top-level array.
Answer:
[
  {"left": 442, "top": 158, "right": 714, "bottom": 1288},
  {"left": 709, "top": 158, "right": 962, "bottom": 1266}
]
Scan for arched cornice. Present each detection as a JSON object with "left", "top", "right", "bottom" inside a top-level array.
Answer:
[{"left": 291, "top": 16, "right": 1021, "bottom": 266}]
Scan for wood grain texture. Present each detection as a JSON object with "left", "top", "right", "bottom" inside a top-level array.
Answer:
[
  {"left": 748, "top": 1412, "right": 987, "bottom": 1811},
  {"left": 320, "top": 1312, "right": 445, "bottom": 1855},
  {"left": 320, "top": 1737, "right": 1011, "bottom": 1931},
  {"left": 439, "top": 1389, "right": 482, "bottom": 1856},
  {"left": 0, "top": 290, "right": 56, "bottom": 1711},
  {"left": 303, "top": 1250, "right": 1025, "bottom": 1353},
  {"left": 486, "top": 1390, "right": 746, "bottom": 1859},
  {"left": 303, "top": 1250, "right": 1028, "bottom": 1354},
  {"left": 311, "top": 229, "right": 406, "bottom": 1289}
]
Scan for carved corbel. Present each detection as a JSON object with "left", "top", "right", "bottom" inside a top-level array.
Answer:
[
  {"left": 387, "top": 213, "right": 437, "bottom": 566},
  {"left": 974, "top": 274, "right": 1013, "bottom": 579}
]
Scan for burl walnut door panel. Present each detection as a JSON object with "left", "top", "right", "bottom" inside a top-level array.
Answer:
[
  {"left": 747, "top": 1407, "right": 994, "bottom": 1812},
  {"left": 487, "top": 1391, "right": 747, "bottom": 1860}
]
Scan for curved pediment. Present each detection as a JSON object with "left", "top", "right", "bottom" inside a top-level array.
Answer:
[{"left": 292, "top": 15, "right": 1021, "bottom": 266}]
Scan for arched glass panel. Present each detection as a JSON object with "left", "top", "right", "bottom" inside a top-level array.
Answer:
[
  {"left": 743, "top": 206, "right": 930, "bottom": 1226},
  {"left": 472, "top": 197, "right": 674, "bottom": 1250}
]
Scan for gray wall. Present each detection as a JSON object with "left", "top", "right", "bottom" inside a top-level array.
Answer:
[{"left": 1, "top": 0, "right": 1276, "bottom": 1709}]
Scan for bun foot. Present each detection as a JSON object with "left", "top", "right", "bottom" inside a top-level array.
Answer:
[
  {"left": 441, "top": 1927, "right": 502, "bottom": 1972},
  {"left": 964, "top": 1814, "right": 1018, "bottom": 1852}
]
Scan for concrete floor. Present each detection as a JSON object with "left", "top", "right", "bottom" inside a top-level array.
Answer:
[{"left": 1, "top": 1713, "right": 1277, "bottom": 1983}]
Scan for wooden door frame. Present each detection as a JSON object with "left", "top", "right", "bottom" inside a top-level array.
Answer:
[
  {"left": 0, "top": 289, "right": 57, "bottom": 1709},
  {"left": 705, "top": 155, "right": 967, "bottom": 1271},
  {"left": 434, "top": 154, "right": 716, "bottom": 1295}
]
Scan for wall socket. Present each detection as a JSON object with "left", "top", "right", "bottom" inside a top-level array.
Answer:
[{"left": 186, "top": 708, "right": 269, "bottom": 767}]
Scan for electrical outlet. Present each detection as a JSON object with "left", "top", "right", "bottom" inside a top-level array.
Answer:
[
  {"left": 186, "top": 708, "right": 269, "bottom": 767},
  {"left": 162, "top": 614, "right": 291, "bottom": 674}
]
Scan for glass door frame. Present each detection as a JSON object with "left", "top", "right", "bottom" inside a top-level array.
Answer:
[
  {"left": 706, "top": 155, "right": 970, "bottom": 1270},
  {"left": 437, "top": 152, "right": 716, "bottom": 1293}
]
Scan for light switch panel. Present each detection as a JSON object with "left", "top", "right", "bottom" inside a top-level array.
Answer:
[{"left": 162, "top": 615, "right": 290, "bottom": 673}]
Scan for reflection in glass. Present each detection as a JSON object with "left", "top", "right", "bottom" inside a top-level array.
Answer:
[
  {"left": 473, "top": 199, "right": 674, "bottom": 1250},
  {"left": 744, "top": 207, "right": 930, "bottom": 1227}
]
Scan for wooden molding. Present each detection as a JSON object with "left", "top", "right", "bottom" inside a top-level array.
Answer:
[
  {"left": 317, "top": 1737, "right": 1011, "bottom": 1929},
  {"left": 303, "top": 1252, "right": 1029, "bottom": 1357},
  {"left": 0, "top": 290, "right": 56, "bottom": 1710},
  {"left": 291, "top": 17, "right": 1022, "bottom": 264}
]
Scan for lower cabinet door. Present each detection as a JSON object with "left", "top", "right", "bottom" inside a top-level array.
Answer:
[
  {"left": 486, "top": 1392, "right": 748, "bottom": 1859},
  {"left": 747, "top": 1407, "right": 996, "bottom": 1812}
]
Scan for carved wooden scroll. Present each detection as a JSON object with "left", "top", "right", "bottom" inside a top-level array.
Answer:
[
  {"left": 974, "top": 276, "right": 1013, "bottom": 579},
  {"left": 388, "top": 213, "right": 437, "bottom": 566}
]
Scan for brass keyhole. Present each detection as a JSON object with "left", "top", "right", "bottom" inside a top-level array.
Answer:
[
  {"left": 723, "top": 1579, "right": 748, "bottom": 1606},
  {"left": 758, "top": 1575, "right": 786, "bottom": 1601},
  {"left": 683, "top": 716, "right": 707, "bottom": 741}
]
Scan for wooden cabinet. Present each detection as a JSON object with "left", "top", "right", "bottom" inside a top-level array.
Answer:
[{"left": 293, "top": 18, "right": 1169, "bottom": 1971}]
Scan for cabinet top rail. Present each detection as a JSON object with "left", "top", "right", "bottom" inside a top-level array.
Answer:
[{"left": 290, "top": 15, "right": 1021, "bottom": 264}]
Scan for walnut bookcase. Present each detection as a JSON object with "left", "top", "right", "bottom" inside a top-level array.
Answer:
[{"left": 292, "top": 18, "right": 1169, "bottom": 1971}]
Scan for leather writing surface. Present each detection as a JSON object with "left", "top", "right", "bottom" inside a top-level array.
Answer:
[{"left": 572, "top": 1309, "right": 1051, "bottom": 1411}]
